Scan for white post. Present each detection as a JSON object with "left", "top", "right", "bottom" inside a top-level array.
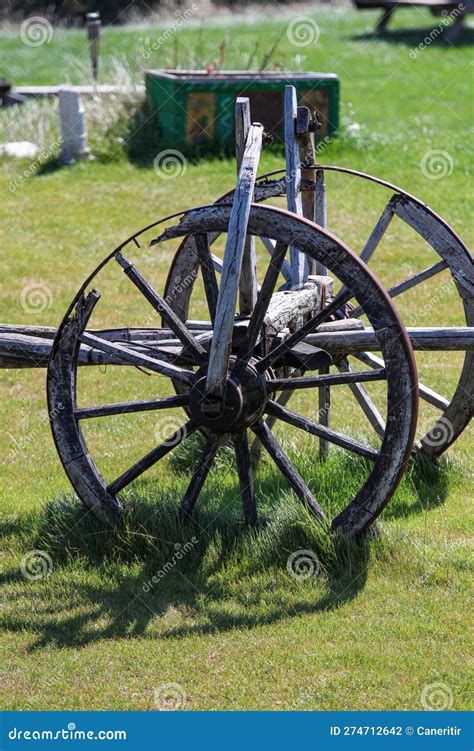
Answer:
[{"left": 58, "top": 87, "right": 90, "bottom": 164}]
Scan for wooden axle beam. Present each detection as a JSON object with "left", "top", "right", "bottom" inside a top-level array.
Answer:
[{"left": 1, "top": 326, "right": 473, "bottom": 368}]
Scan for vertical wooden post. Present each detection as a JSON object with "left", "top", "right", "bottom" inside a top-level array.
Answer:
[
  {"left": 235, "top": 97, "right": 258, "bottom": 315},
  {"left": 86, "top": 12, "right": 101, "bottom": 85},
  {"left": 314, "top": 168, "right": 330, "bottom": 460},
  {"left": 314, "top": 170, "right": 327, "bottom": 276},
  {"left": 294, "top": 107, "right": 330, "bottom": 460},
  {"left": 284, "top": 86, "right": 307, "bottom": 287},
  {"left": 296, "top": 105, "right": 316, "bottom": 276}
]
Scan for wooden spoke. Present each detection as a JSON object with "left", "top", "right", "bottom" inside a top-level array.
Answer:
[
  {"left": 108, "top": 419, "right": 198, "bottom": 495},
  {"left": 360, "top": 199, "right": 395, "bottom": 264},
  {"left": 250, "top": 368, "right": 303, "bottom": 462},
  {"left": 115, "top": 251, "right": 206, "bottom": 362},
  {"left": 243, "top": 241, "right": 289, "bottom": 353},
  {"left": 355, "top": 351, "right": 449, "bottom": 410},
  {"left": 260, "top": 237, "right": 292, "bottom": 282},
  {"left": 337, "top": 357, "right": 386, "bottom": 439},
  {"left": 179, "top": 433, "right": 221, "bottom": 521},
  {"left": 266, "top": 400, "right": 378, "bottom": 461},
  {"left": 251, "top": 420, "right": 325, "bottom": 521},
  {"left": 256, "top": 289, "right": 353, "bottom": 372},
  {"left": 75, "top": 394, "right": 189, "bottom": 420},
  {"left": 233, "top": 431, "right": 257, "bottom": 525},
  {"left": 336, "top": 200, "right": 396, "bottom": 305},
  {"left": 268, "top": 368, "right": 386, "bottom": 391},
  {"left": 194, "top": 233, "right": 219, "bottom": 324},
  {"left": 206, "top": 123, "right": 263, "bottom": 395},
  {"left": 80, "top": 331, "right": 195, "bottom": 385},
  {"left": 388, "top": 259, "right": 449, "bottom": 299},
  {"left": 351, "top": 259, "right": 449, "bottom": 318}
]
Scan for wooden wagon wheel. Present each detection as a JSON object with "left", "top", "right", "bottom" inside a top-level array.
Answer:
[
  {"left": 166, "top": 165, "right": 472, "bottom": 458},
  {"left": 47, "top": 204, "right": 417, "bottom": 536}
]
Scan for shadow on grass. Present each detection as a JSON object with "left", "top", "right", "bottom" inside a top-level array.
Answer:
[
  {"left": 0, "top": 448, "right": 452, "bottom": 650},
  {"left": 349, "top": 25, "right": 474, "bottom": 47}
]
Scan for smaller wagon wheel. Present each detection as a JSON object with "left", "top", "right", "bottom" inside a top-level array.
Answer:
[
  {"left": 48, "top": 204, "right": 418, "bottom": 535},
  {"left": 167, "top": 166, "right": 473, "bottom": 458}
]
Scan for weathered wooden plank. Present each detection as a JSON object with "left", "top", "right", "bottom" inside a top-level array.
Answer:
[
  {"left": 311, "top": 169, "right": 330, "bottom": 458},
  {"left": 251, "top": 419, "right": 325, "bottom": 521},
  {"left": 304, "top": 327, "right": 474, "bottom": 353},
  {"left": 108, "top": 420, "right": 198, "bottom": 495},
  {"left": 266, "top": 400, "right": 378, "bottom": 460},
  {"left": 205, "top": 123, "right": 264, "bottom": 394},
  {"left": 314, "top": 169, "right": 327, "bottom": 276},
  {"left": 3, "top": 324, "right": 472, "bottom": 369},
  {"left": 235, "top": 97, "right": 258, "bottom": 315},
  {"left": 296, "top": 106, "right": 318, "bottom": 277},
  {"left": 284, "top": 86, "right": 307, "bottom": 286}
]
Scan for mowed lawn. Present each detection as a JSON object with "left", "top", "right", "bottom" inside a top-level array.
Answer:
[{"left": 0, "top": 7, "right": 472, "bottom": 711}]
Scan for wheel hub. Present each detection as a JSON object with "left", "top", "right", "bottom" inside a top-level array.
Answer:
[{"left": 189, "top": 358, "right": 268, "bottom": 433}]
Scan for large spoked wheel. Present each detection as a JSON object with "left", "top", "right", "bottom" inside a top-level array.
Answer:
[
  {"left": 48, "top": 204, "right": 418, "bottom": 536},
  {"left": 167, "top": 166, "right": 472, "bottom": 457}
]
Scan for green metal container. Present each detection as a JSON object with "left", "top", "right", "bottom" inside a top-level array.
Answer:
[{"left": 145, "top": 70, "right": 339, "bottom": 151}]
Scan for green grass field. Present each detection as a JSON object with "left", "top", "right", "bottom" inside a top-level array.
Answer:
[{"left": 0, "top": 6, "right": 472, "bottom": 711}]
